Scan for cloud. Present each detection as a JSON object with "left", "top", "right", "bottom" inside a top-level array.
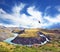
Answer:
[
  {"left": 44, "top": 14, "right": 60, "bottom": 23},
  {"left": 0, "top": 3, "right": 60, "bottom": 28},
  {"left": 27, "top": 6, "right": 43, "bottom": 21},
  {"left": 0, "top": 4, "right": 44, "bottom": 28}
]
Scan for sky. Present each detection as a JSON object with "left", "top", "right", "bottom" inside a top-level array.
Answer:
[{"left": 0, "top": 0, "right": 60, "bottom": 29}]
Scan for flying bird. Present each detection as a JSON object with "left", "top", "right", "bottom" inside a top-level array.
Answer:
[{"left": 38, "top": 21, "right": 40, "bottom": 23}]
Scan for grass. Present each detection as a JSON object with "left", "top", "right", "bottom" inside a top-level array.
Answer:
[
  {"left": 0, "top": 41, "right": 60, "bottom": 52},
  {"left": 18, "top": 29, "right": 39, "bottom": 37}
]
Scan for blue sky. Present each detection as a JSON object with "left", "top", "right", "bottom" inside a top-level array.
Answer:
[{"left": 0, "top": 0, "right": 60, "bottom": 29}]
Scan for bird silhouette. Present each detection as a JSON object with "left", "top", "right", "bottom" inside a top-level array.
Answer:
[{"left": 38, "top": 21, "right": 40, "bottom": 23}]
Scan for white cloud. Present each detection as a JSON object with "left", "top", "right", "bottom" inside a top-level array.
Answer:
[
  {"left": 12, "top": 3, "right": 25, "bottom": 17},
  {"left": 27, "top": 6, "right": 43, "bottom": 21},
  {"left": 44, "top": 14, "right": 60, "bottom": 23},
  {"left": 0, "top": 4, "right": 44, "bottom": 28},
  {"left": 0, "top": 3, "right": 60, "bottom": 28}
]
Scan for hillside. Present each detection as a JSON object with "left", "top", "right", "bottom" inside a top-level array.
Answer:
[
  {"left": 0, "top": 41, "right": 60, "bottom": 52},
  {"left": 11, "top": 28, "right": 60, "bottom": 46},
  {"left": 18, "top": 28, "right": 39, "bottom": 37},
  {"left": 40, "top": 29, "right": 60, "bottom": 41},
  {"left": 0, "top": 25, "right": 60, "bottom": 42},
  {"left": 0, "top": 25, "right": 20, "bottom": 41},
  {"left": 13, "top": 28, "right": 60, "bottom": 41},
  {"left": 0, "top": 26, "right": 60, "bottom": 52},
  {"left": 0, "top": 26, "right": 13, "bottom": 41}
]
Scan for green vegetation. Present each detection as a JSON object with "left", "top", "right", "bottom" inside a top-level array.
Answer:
[{"left": 0, "top": 41, "right": 60, "bottom": 52}]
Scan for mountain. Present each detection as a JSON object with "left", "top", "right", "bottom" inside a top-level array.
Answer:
[
  {"left": 0, "top": 25, "right": 12, "bottom": 41},
  {"left": 0, "top": 25, "right": 60, "bottom": 52},
  {"left": 11, "top": 28, "right": 60, "bottom": 45},
  {"left": 0, "top": 25, "right": 60, "bottom": 45},
  {"left": 0, "top": 25, "right": 23, "bottom": 41},
  {"left": 12, "top": 28, "right": 60, "bottom": 40}
]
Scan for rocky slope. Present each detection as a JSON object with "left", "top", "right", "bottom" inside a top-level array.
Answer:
[
  {"left": 11, "top": 28, "right": 60, "bottom": 45},
  {"left": 0, "top": 25, "right": 21, "bottom": 41},
  {"left": 0, "top": 26, "right": 13, "bottom": 41},
  {"left": 13, "top": 28, "right": 60, "bottom": 41},
  {"left": 0, "top": 25, "right": 60, "bottom": 45}
]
